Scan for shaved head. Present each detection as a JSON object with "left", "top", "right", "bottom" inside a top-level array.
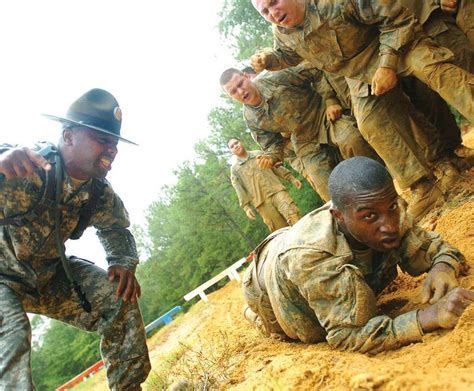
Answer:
[
  {"left": 329, "top": 157, "right": 393, "bottom": 211},
  {"left": 220, "top": 68, "right": 243, "bottom": 86}
]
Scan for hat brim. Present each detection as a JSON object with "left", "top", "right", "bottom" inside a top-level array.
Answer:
[{"left": 42, "top": 114, "right": 138, "bottom": 146}]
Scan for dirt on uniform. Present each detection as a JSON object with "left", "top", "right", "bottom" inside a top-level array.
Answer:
[{"left": 82, "top": 132, "right": 474, "bottom": 391}]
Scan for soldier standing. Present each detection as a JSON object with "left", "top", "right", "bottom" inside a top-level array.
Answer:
[
  {"left": 228, "top": 138, "right": 301, "bottom": 232},
  {"left": 0, "top": 89, "right": 151, "bottom": 390}
]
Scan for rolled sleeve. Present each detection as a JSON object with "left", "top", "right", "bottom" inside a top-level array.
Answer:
[{"left": 379, "top": 51, "right": 399, "bottom": 70}]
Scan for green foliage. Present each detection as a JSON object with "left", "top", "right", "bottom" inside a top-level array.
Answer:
[
  {"left": 31, "top": 319, "right": 100, "bottom": 390},
  {"left": 218, "top": 0, "right": 273, "bottom": 60}
]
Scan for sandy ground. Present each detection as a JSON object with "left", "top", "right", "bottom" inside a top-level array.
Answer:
[{"left": 75, "top": 131, "right": 474, "bottom": 391}]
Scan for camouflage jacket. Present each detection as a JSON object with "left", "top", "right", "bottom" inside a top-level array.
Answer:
[
  {"left": 253, "top": 202, "right": 464, "bottom": 354},
  {"left": 401, "top": 0, "right": 460, "bottom": 37},
  {"left": 230, "top": 150, "right": 298, "bottom": 208},
  {"left": 244, "top": 65, "right": 340, "bottom": 164},
  {"left": 457, "top": 0, "right": 474, "bottom": 39},
  {"left": 0, "top": 142, "right": 139, "bottom": 297},
  {"left": 265, "top": 0, "right": 420, "bottom": 84}
]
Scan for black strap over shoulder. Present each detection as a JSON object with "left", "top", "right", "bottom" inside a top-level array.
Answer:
[
  {"left": 0, "top": 144, "right": 106, "bottom": 239},
  {"left": 69, "top": 178, "right": 106, "bottom": 240}
]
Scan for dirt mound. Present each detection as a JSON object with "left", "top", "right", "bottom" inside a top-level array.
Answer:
[
  {"left": 141, "top": 173, "right": 473, "bottom": 391},
  {"left": 81, "top": 136, "right": 474, "bottom": 391}
]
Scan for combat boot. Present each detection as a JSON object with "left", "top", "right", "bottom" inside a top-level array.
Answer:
[
  {"left": 408, "top": 178, "right": 443, "bottom": 222},
  {"left": 434, "top": 158, "right": 460, "bottom": 192}
]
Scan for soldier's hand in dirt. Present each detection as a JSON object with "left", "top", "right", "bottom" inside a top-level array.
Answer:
[
  {"left": 244, "top": 206, "right": 256, "bottom": 220},
  {"left": 440, "top": 0, "right": 458, "bottom": 14},
  {"left": 420, "top": 262, "right": 458, "bottom": 304},
  {"left": 418, "top": 288, "right": 474, "bottom": 332},
  {"left": 326, "top": 104, "right": 343, "bottom": 122},
  {"left": 293, "top": 179, "right": 302, "bottom": 189},
  {"left": 371, "top": 67, "right": 397, "bottom": 96},
  {"left": 256, "top": 155, "right": 274, "bottom": 169},
  {"left": 108, "top": 265, "right": 141, "bottom": 303},
  {"left": 0, "top": 147, "right": 51, "bottom": 180},
  {"left": 250, "top": 49, "right": 271, "bottom": 73}
]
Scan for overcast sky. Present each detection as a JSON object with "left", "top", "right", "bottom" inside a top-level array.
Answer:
[{"left": 1, "top": 1, "right": 240, "bottom": 268}]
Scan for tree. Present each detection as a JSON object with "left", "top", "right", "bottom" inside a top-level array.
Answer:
[{"left": 218, "top": 0, "right": 273, "bottom": 60}]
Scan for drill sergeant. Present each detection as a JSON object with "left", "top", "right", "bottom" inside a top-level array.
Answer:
[
  {"left": 242, "top": 157, "right": 472, "bottom": 353},
  {"left": 0, "top": 89, "right": 151, "bottom": 390},
  {"left": 221, "top": 65, "right": 379, "bottom": 201},
  {"left": 229, "top": 137, "right": 301, "bottom": 232}
]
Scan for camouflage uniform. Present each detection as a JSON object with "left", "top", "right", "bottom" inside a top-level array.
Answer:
[
  {"left": 264, "top": 0, "right": 474, "bottom": 123},
  {"left": 282, "top": 138, "right": 309, "bottom": 183},
  {"left": 230, "top": 150, "right": 300, "bottom": 232},
  {"left": 0, "top": 143, "right": 151, "bottom": 390},
  {"left": 244, "top": 65, "right": 378, "bottom": 201},
  {"left": 400, "top": 0, "right": 473, "bottom": 157},
  {"left": 457, "top": 0, "right": 474, "bottom": 46},
  {"left": 242, "top": 202, "right": 465, "bottom": 354}
]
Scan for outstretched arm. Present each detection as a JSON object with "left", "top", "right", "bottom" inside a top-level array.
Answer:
[{"left": 0, "top": 144, "right": 51, "bottom": 180}]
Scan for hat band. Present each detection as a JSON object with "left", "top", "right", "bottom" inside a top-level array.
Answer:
[{"left": 65, "top": 111, "right": 121, "bottom": 135}]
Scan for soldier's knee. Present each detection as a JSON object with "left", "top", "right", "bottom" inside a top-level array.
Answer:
[{"left": 2, "top": 310, "right": 31, "bottom": 351}]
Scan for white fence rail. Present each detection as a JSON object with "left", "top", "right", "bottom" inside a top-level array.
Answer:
[{"left": 183, "top": 257, "right": 247, "bottom": 302}]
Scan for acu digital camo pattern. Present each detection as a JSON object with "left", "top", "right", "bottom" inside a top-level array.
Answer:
[
  {"left": 243, "top": 202, "right": 465, "bottom": 354},
  {"left": 0, "top": 142, "right": 139, "bottom": 297},
  {"left": 0, "top": 142, "right": 150, "bottom": 390}
]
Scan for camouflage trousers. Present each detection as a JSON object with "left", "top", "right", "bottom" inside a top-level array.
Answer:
[
  {"left": 348, "top": 81, "right": 435, "bottom": 190},
  {"left": 457, "top": 0, "right": 474, "bottom": 47},
  {"left": 400, "top": 35, "right": 474, "bottom": 124},
  {"left": 0, "top": 257, "right": 151, "bottom": 390},
  {"left": 256, "top": 191, "right": 300, "bottom": 232},
  {"left": 292, "top": 115, "right": 380, "bottom": 201},
  {"left": 399, "top": 9, "right": 474, "bottom": 160},
  {"left": 426, "top": 9, "right": 474, "bottom": 73},
  {"left": 242, "top": 245, "right": 326, "bottom": 343}
]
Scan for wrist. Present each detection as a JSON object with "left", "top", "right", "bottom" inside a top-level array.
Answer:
[
  {"left": 432, "top": 257, "right": 458, "bottom": 276},
  {"left": 417, "top": 306, "right": 439, "bottom": 333},
  {"left": 378, "top": 52, "right": 398, "bottom": 70}
]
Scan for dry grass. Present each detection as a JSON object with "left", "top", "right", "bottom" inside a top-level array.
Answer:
[{"left": 145, "top": 331, "right": 246, "bottom": 390}]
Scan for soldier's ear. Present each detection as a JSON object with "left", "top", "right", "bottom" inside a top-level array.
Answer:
[
  {"left": 330, "top": 207, "right": 344, "bottom": 223},
  {"left": 62, "top": 128, "right": 74, "bottom": 146}
]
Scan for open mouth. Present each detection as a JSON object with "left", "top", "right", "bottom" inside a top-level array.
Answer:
[
  {"left": 381, "top": 236, "right": 399, "bottom": 247},
  {"left": 243, "top": 92, "right": 249, "bottom": 101},
  {"left": 99, "top": 157, "right": 112, "bottom": 170},
  {"left": 278, "top": 14, "right": 287, "bottom": 24}
]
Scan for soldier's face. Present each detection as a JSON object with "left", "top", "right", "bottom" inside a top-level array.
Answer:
[
  {"left": 64, "top": 127, "right": 118, "bottom": 180},
  {"left": 252, "top": 0, "right": 306, "bottom": 28},
  {"left": 223, "top": 73, "right": 262, "bottom": 106},
  {"left": 331, "top": 183, "right": 402, "bottom": 252},
  {"left": 228, "top": 138, "right": 246, "bottom": 157}
]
